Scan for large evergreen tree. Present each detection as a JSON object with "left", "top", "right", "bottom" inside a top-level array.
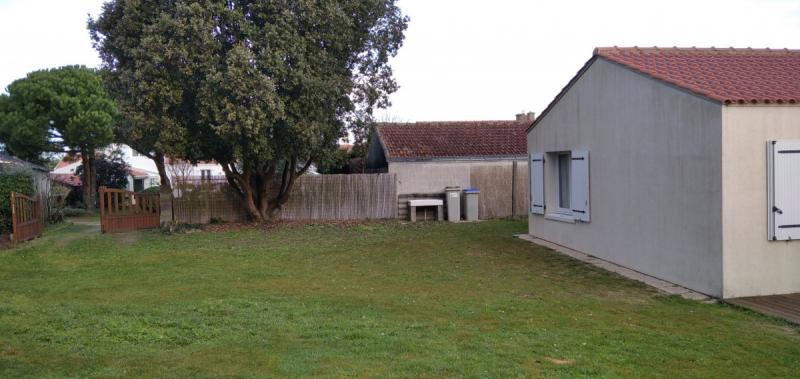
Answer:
[
  {"left": 0, "top": 66, "right": 116, "bottom": 209},
  {"left": 89, "top": 0, "right": 407, "bottom": 221}
]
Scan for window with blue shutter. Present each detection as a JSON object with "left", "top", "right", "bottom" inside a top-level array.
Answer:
[{"left": 530, "top": 153, "right": 545, "bottom": 215}]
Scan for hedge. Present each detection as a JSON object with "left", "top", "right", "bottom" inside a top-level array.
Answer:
[{"left": 0, "top": 173, "right": 34, "bottom": 233}]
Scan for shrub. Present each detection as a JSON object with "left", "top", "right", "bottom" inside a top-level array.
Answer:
[
  {"left": 160, "top": 221, "right": 200, "bottom": 235},
  {"left": 48, "top": 183, "right": 72, "bottom": 224},
  {"left": 142, "top": 186, "right": 161, "bottom": 194},
  {"left": 62, "top": 207, "right": 90, "bottom": 218},
  {"left": 0, "top": 173, "right": 34, "bottom": 232}
]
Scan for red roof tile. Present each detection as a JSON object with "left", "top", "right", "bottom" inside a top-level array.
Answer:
[
  {"left": 129, "top": 167, "right": 152, "bottom": 179},
  {"left": 596, "top": 47, "right": 800, "bottom": 104},
  {"left": 49, "top": 173, "right": 81, "bottom": 187},
  {"left": 54, "top": 156, "right": 80, "bottom": 169},
  {"left": 376, "top": 121, "right": 529, "bottom": 161}
]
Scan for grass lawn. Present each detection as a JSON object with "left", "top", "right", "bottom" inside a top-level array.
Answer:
[{"left": 1, "top": 220, "right": 798, "bottom": 377}]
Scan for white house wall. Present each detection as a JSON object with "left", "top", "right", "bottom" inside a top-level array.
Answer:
[
  {"left": 721, "top": 105, "right": 800, "bottom": 298},
  {"left": 528, "top": 58, "right": 724, "bottom": 297},
  {"left": 116, "top": 145, "right": 160, "bottom": 175}
]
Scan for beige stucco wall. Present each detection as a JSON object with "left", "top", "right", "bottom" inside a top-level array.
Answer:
[
  {"left": 390, "top": 161, "right": 472, "bottom": 195},
  {"left": 721, "top": 105, "right": 800, "bottom": 298},
  {"left": 390, "top": 160, "right": 524, "bottom": 194},
  {"left": 390, "top": 159, "right": 528, "bottom": 219},
  {"left": 528, "top": 58, "right": 724, "bottom": 297}
]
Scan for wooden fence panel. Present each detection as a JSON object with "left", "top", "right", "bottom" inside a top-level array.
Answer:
[
  {"left": 10, "top": 192, "right": 43, "bottom": 243},
  {"left": 100, "top": 187, "right": 160, "bottom": 233}
]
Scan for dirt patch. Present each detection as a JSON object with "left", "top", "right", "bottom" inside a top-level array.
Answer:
[{"left": 545, "top": 357, "right": 574, "bottom": 365}]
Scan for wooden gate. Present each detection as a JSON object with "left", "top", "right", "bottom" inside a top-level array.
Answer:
[
  {"left": 100, "top": 187, "right": 160, "bottom": 233},
  {"left": 10, "top": 192, "right": 44, "bottom": 243}
]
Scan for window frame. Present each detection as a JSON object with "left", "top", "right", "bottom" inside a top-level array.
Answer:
[
  {"left": 556, "top": 152, "right": 572, "bottom": 215},
  {"left": 539, "top": 149, "right": 589, "bottom": 223}
]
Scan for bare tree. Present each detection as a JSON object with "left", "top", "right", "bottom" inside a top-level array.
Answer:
[{"left": 167, "top": 159, "right": 193, "bottom": 197}]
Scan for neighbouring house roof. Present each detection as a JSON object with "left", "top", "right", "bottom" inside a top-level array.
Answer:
[
  {"left": 49, "top": 173, "right": 81, "bottom": 187},
  {"left": 530, "top": 46, "right": 800, "bottom": 132},
  {"left": 596, "top": 47, "right": 800, "bottom": 105},
  {"left": 375, "top": 121, "right": 529, "bottom": 162},
  {"left": 130, "top": 168, "right": 153, "bottom": 179},
  {"left": 54, "top": 156, "right": 79, "bottom": 170}
]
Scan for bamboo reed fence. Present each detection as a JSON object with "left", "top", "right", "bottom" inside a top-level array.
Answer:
[
  {"left": 280, "top": 174, "right": 396, "bottom": 220},
  {"left": 168, "top": 173, "right": 397, "bottom": 223}
]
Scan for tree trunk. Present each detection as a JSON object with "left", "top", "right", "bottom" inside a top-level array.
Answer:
[
  {"left": 221, "top": 164, "right": 278, "bottom": 223},
  {"left": 81, "top": 153, "right": 96, "bottom": 210},
  {"left": 220, "top": 158, "right": 312, "bottom": 223},
  {"left": 153, "top": 152, "right": 171, "bottom": 191},
  {"left": 241, "top": 176, "right": 275, "bottom": 222}
]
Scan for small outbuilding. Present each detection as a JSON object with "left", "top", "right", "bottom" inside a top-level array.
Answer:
[
  {"left": 527, "top": 47, "right": 800, "bottom": 298},
  {"left": 367, "top": 116, "right": 533, "bottom": 219}
]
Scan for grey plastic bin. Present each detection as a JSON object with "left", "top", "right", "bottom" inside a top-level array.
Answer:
[
  {"left": 462, "top": 188, "right": 480, "bottom": 221},
  {"left": 444, "top": 186, "right": 461, "bottom": 222}
]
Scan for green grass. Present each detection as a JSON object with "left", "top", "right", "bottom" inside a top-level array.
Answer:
[{"left": 0, "top": 220, "right": 798, "bottom": 378}]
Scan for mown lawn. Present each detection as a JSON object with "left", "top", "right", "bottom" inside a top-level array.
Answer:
[{"left": 0, "top": 220, "right": 798, "bottom": 377}]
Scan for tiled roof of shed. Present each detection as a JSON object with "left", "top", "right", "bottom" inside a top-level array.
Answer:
[
  {"left": 376, "top": 121, "right": 529, "bottom": 161},
  {"left": 596, "top": 47, "right": 800, "bottom": 104}
]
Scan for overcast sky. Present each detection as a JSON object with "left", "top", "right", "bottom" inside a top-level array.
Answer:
[{"left": 1, "top": 0, "right": 799, "bottom": 122}]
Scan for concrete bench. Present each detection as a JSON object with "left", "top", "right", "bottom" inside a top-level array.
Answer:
[{"left": 408, "top": 199, "right": 444, "bottom": 222}]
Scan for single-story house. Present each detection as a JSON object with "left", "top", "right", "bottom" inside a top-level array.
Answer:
[
  {"left": 51, "top": 147, "right": 162, "bottom": 192},
  {"left": 527, "top": 47, "right": 800, "bottom": 299},
  {"left": 367, "top": 115, "right": 533, "bottom": 219},
  {"left": 51, "top": 144, "right": 228, "bottom": 191}
]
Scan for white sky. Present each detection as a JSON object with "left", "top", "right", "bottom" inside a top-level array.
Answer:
[{"left": 2, "top": 0, "right": 799, "bottom": 122}]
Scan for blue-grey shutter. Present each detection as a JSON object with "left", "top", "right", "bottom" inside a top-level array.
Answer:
[
  {"left": 769, "top": 141, "right": 800, "bottom": 241},
  {"left": 530, "top": 153, "right": 545, "bottom": 215},
  {"left": 570, "top": 150, "right": 590, "bottom": 222}
]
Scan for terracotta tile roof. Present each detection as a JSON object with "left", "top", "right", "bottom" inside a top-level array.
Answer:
[
  {"left": 54, "top": 155, "right": 81, "bottom": 170},
  {"left": 376, "top": 121, "right": 529, "bottom": 161},
  {"left": 49, "top": 173, "right": 81, "bottom": 187},
  {"left": 54, "top": 159, "right": 74, "bottom": 170},
  {"left": 129, "top": 167, "right": 152, "bottom": 179},
  {"left": 596, "top": 47, "right": 800, "bottom": 104}
]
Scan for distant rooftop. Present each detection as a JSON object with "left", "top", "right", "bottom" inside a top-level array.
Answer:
[{"left": 375, "top": 119, "right": 530, "bottom": 161}]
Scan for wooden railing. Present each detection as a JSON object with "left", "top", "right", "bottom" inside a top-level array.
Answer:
[
  {"left": 10, "top": 192, "right": 43, "bottom": 243},
  {"left": 100, "top": 187, "right": 160, "bottom": 233}
]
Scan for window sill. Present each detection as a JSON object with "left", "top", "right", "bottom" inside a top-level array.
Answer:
[{"left": 545, "top": 212, "right": 575, "bottom": 224}]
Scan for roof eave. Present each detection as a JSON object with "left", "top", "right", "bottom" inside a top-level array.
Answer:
[
  {"left": 387, "top": 155, "right": 528, "bottom": 163},
  {"left": 373, "top": 125, "right": 393, "bottom": 161},
  {"left": 596, "top": 56, "right": 724, "bottom": 105},
  {"left": 527, "top": 55, "right": 599, "bottom": 133},
  {"left": 528, "top": 53, "right": 733, "bottom": 134}
]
